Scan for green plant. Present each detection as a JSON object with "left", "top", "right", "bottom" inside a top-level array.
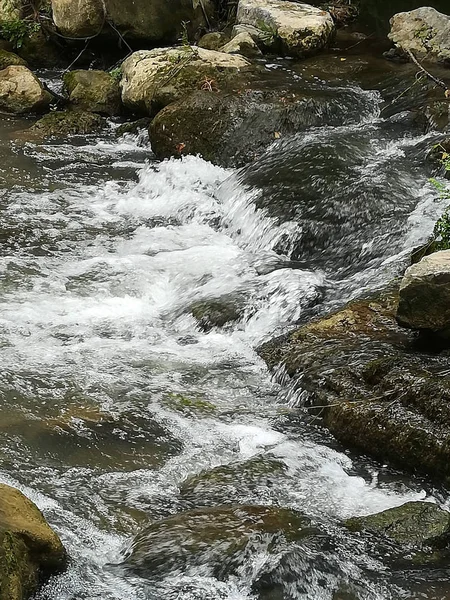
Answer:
[
  {"left": 0, "top": 19, "right": 40, "bottom": 49},
  {"left": 429, "top": 145, "right": 450, "bottom": 249},
  {"left": 180, "top": 20, "right": 190, "bottom": 47},
  {"left": 109, "top": 67, "right": 122, "bottom": 83}
]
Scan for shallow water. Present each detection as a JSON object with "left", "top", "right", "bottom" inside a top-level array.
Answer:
[{"left": 0, "top": 58, "right": 449, "bottom": 599}]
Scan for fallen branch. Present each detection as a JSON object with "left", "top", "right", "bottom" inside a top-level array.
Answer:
[{"left": 406, "top": 49, "right": 450, "bottom": 97}]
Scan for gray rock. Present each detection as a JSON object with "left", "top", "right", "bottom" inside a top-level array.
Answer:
[
  {"left": 389, "top": 7, "right": 450, "bottom": 66},
  {"left": 236, "top": 0, "right": 335, "bottom": 57},
  {"left": 397, "top": 250, "right": 450, "bottom": 331},
  {"left": 221, "top": 31, "right": 262, "bottom": 57}
]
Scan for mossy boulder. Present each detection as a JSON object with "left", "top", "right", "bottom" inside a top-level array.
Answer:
[
  {"left": 0, "top": 65, "right": 51, "bottom": 114},
  {"left": 120, "top": 46, "right": 251, "bottom": 116},
  {"left": 198, "top": 31, "right": 229, "bottom": 51},
  {"left": 0, "top": 49, "right": 26, "bottom": 69},
  {"left": 0, "top": 483, "right": 67, "bottom": 600},
  {"left": 346, "top": 502, "right": 450, "bottom": 548},
  {"left": 180, "top": 455, "right": 287, "bottom": 508},
  {"left": 258, "top": 286, "right": 450, "bottom": 484},
  {"left": 115, "top": 117, "right": 151, "bottom": 138},
  {"left": 221, "top": 31, "right": 261, "bottom": 57},
  {"left": 121, "top": 504, "right": 320, "bottom": 579},
  {"left": 27, "top": 110, "right": 105, "bottom": 139},
  {"left": 17, "top": 30, "right": 62, "bottom": 68},
  {"left": 51, "top": 0, "right": 105, "bottom": 38},
  {"left": 63, "top": 69, "right": 121, "bottom": 116},
  {"left": 150, "top": 87, "right": 330, "bottom": 167}
]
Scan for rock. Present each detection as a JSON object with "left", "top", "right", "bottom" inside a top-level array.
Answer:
[
  {"left": 397, "top": 250, "right": 450, "bottom": 332},
  {"left": 0, "top": 65, "right": 51, "bottom": 114},
  {"left": 388, "top": 7, "right": 450, "bottom": 66},
  {"left": 51, "top": 0, "right": 104, "bottom": 37},
  {"left": 121, "top": 504, "right": 319, "bottom": 579},
  {"left": 180, "top": 455, "right": 287, "bottom": 507},
  {"left": 0, "top": 483, "right": 67, "bottom": 600},
  {"left": 0, "top": 0, "right": 22, "bottom": 21},
  {"left": 103, "top": 0, "right": 215, "bottom": 43},
  {"left": 115, "top": 117, "right": 151, "bottom": 138},
  {"left": 258, "top": 287, "right": 450, "bottom": 484},
  {"left": 120, "top": 46, "right": 251, "bottom": 116},
  {"left": 346, "top": 502, "right": 450, "bottom": 548},
  {"left": 235, "top": 0, "right": 335, "bottom": 57},
  {"left": 26, "top": 110, "right": 105, "bottom": 139},
  {"left": 198, "top": 31, "right": 229, "bottom": 51},
  {"left": 17, "top": 29, "right": 63, "bottom": 68},
  {"left": 63, "top": 69, "right": 121, "bottom": 116},
  {"left": 190, "top": 298, "right": 242, "bottom": 331},
  {"left": 0, "top": 49, "right": 26, "bottom": 69},
  {"left": 150, "top": 87, "right": 330, "bottom": 167},
  {"left": 221, "top": 31, "right": 261, "bottom": 57}
]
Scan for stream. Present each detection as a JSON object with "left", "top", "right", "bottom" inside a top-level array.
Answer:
[{"left": 0, "top": 54, "right": 449, "bottom": 600}]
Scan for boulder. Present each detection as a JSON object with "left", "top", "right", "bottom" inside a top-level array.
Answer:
[
  {"left": 388, "top": 7, "right": 450, "bottom": 66},
  {"left": 346, "top": 502, "right": 450, "bottom": 548},
  {"left": 258, "top": 287, "right": 450, "bottom": 484},
  {"left": 50, "top": 0, "right": 105, "bottom": 38},
  {"left": 115, "top": 117, "right": 151, "bottom": 138},
  {"left": 0, "top": 49, "right": 26, "bottom": 69},
  {"left": 235, "top": 0, "right": 335, "bottom": 57},
  {"left": 17, "top": 29, "right": 63, "bottom": 68},
  {"left": 0, "top": 65, "right": 51, "bottom": 113},
  {"left": 121, "top": 46, "right": 251, "bottom": 116},
  {"left": 149, "top": 87, "right": 334, "bottom": 167},
  {"left": 198, "top": 31, "right": 229, "bottom": 51},
  {"left": 103, "top": 0, "right": 215, "bottom": 43},
  {"left": 63, "top": 69, "right": 121, "bottom": 115},
  {"left": 26, "top": 110, "right": 105, "bottom": 139},
  {"left": 121, "top": 504, "right": 319, "bottom": 579},
  {"left": 397, "top": 250, "right": 450, "bottom": 332},
  {"left": 0, "top": 483, "right": 67, "bottom": 600},
  {"left": 220, "top": 31, "right": 261, "bottom": 57},
  {"left": 0, "top": 0, "right": 22, "bottom": 21}
]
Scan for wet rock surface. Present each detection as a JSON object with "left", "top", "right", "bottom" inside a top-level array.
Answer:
[
  {"left": 121, "top": 504, "right": 320, "bottom": 579},
  {"left": 258, "top": 287, "right": 450, "bottom": 483},
  {"left": 0, "top": 483, "right": 66, "bottom": 600},
  {"left": 26, "top": 109, "right": 105, "bottom": 139},
  {"left": 0, "top": 65, "right": 51, "bottom": 114}
]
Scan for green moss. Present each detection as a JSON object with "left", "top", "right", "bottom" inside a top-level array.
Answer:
[
  {"left": 0, "top": 49, "right": 26, "bottom": 69},
  {"left": 165, "top": 393, "right": 216, "bottom": 413},
  {"left": 29, "top": 110, "right": 105, "bottom": 138}
]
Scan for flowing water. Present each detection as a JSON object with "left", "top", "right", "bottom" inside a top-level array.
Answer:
[{"left": 0, "top": 55, "right": 449, "bottom": 600}]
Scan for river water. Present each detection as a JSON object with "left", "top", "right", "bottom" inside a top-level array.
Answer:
[{"left": 0, "top": 55, "right": 449, "bottom": 599}]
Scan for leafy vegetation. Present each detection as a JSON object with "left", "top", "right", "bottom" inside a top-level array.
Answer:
[
  {"left": 0, "top": 19, "right": 40, "bottom": 49},
  {"left": 109, "top": 67, "right": 122, "bottom": 83},
  {"left": 430, "top": 145, "right": 450, "bottom": 250}
]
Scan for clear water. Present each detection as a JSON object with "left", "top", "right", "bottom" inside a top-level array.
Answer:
[{"left": 0, "top": 58, "right": 449, "bottom": 600}]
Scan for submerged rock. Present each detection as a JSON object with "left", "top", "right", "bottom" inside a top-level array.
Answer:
[
  {"left": 236, "top": 0, "right": 335, "bottom": 57},
  {"left": 258, "top": 287, "right": 450, "bottom": 483},
  {"left": 397, "top": 250, "right": 450, "bottom": 333},
  {"left": 121, "top": 504, "right": 319, "bottom": 579},
  {"left": 26, "top": 110, "right": 105, "bottom": 139},
  {"left": 120, "top": 46, "right": 250, "bottom": 116},
  {"left": 388, "top": 7, "right": 450, "bottom": 66},
  {"left": 180, "top": 455, "right": 287, "bottom": 507},
  {"left": 190, "top": 298, "right": 242, "bottom": 331},
  {"left": 0, "top": 483, "right": 67, "bottom": 600},
  {"left": 346, "top": 501, "right": 450, "bottom": 548},
  {"left": 63, "top": 69, "right": 121, "bottom": 115},
  {"left": 0, "top": 65, "right": 51, "bottom": 114},
  {"left": 115, "top": 117, "right": 151, "bottom": 138}
]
